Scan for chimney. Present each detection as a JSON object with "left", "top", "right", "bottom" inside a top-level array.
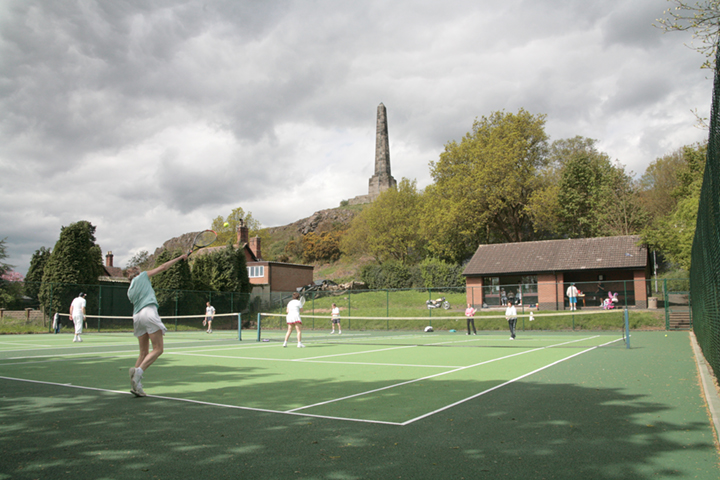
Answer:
[
  {"left": 236, "top": 219, "right": 249, "bottom": 246},
  {"left": 249, "top": 237, "right": 262, "bottom": 260},
  {"left": 105, "top": 251, "right": 114, "bottom": 267}
]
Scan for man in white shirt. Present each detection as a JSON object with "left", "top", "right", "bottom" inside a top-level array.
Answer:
[
  {"left": 566, "top": 283, "right": 579, "bottom": 311},
  {"left": 505, "top": 302, "right": 517, "bottom": 340},
  {"left": 69, "top": 292, "right": 86, "bottom": 343}
]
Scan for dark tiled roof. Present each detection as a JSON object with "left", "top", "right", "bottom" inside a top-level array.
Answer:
[
  {"left": 463, "top": 236, "right": 647, "bottom": 276},
  {"left": 103, "top": 265, "right": 124, "bottom": 278}
]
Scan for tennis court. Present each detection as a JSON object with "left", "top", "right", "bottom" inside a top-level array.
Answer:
[{"left": 1, "top": 324, "right": 719, "bottom": 479}]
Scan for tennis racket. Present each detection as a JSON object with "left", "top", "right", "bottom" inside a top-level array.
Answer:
[
  {"left": 299, "top": 296, "right": 306, "bottom": 308},
  {"left": 187, "top": 230, "right": 217, "bottom": 256}
]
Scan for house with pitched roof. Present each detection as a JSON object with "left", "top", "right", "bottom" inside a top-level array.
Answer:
[
  {"left": 462, "top": 235, "right": 650, "bottom": 310},
  {"left": 198, "top": 222, "right": 314, "bottom": 294}
]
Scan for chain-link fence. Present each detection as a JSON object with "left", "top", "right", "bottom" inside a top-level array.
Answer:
[{"left": 690, "top": 44, "right": 720, "bottom": 380}]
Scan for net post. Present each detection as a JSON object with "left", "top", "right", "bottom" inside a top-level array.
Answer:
[
  {"left": 237, "top": 313, "right": 242, "bottom": 341},
  {"left": 624, "top": 307, "right": 630, "bottom": 349},
  {"left": 256, "top": 313, "right": 262, "bottom": 341}
]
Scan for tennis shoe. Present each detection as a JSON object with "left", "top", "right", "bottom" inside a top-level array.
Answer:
[
  {"left": 131, "top": 383, "right": 146, "bottom": 397},
  {"left": 297, "top": 343, "right": 305, "bottom": 348},
  {"left": 208, "top": 329, "right": 212, "bottom": 333},
  {"left": 77, "top": 336, "right": 82, "bottom": 342},
  {"left": 509, "top": 337, "right": 514, "bottom": 340},
  {"left": 338, "top": 331, "right": 341, "bottom": 334},
  {"left": 283, "top": 343, "right": 287, "bottom": 347},
  {"left": 129, "top": 367, "right": 138, "bottom": 391},
  {"left": 330, "top": 331, "right": 335, "bottom": 334},
  {"left": 73, "top": 337, "right": 78, "bottom": 342}
]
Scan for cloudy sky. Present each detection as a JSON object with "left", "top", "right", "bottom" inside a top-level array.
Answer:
[{"left": 0, "top": 0, "right": 712, "bottom": 275}]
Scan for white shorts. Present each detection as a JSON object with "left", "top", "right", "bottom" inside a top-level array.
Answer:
[{"left": 133, "top": 305, "right": 168, "bottom": 337}]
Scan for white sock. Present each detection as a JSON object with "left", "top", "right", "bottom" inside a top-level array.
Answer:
[{"left": 135, "top": 367, "right": 144, "bottom": 378}]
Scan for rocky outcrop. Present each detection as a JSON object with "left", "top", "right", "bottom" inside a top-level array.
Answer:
[{"left": 266, "top": 208, "right": 358, "bottom": 236}]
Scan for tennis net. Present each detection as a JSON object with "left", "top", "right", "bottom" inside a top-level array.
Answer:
[
  {"left": 256, "top": 309, "right": 631, "bottom": 348},
  {"left": 54, "top": 312, "right": 242, "bottom": 333}
]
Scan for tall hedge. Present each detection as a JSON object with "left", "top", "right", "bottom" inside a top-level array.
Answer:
[{"left": 39, "top": 221, "right": 104, "bottom": 314}]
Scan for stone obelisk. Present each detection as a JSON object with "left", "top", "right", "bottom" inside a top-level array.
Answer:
[{"left": 368, "top": 103, "right": 397, "bottom": 199}]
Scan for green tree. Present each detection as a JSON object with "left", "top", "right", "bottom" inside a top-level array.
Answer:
[
  {"left": 642, "top": 142, "right": 707, "bottom": 270},
  {"left": 423, "top": 109, "right": 549, "bottom": 262},
  {"left": 341, "top": 178, "right": 426, "bottom": 264},
  {"left": 597, "top": 166, "right": 649, "bottom": 237},
  {"left": 418, "top": 258, "right": 465, "bottom": 288},
  {"left": 0, "top": 238, "right": 11, "bottom": 277},
  {"left": 212, "top": 207, "right": 262, "bottom": 246},
  {"left": 302, "top": 230, "right": 344, "bottom": 263},
  {"left": 24, "top": 246, "right": 51, "bottom": 302},
  {"left": 0, "top": 238, "right": 15, "bottom": 307},
  {"left": 656, "top": 0, "right": 720, "bottom": 70},
  {"left": 39, "top": 221, "right": 104, "bottom": 314},
  {"left": 150, "top": 249, "right": 193, "bottom": 316},
  {"left": 126, "top": 250, "right": 151, "bottom": 269},
  {"left": 191, "top": 244, "right": 252, "bottom": 313},
  {"left": 192, "top": 245, "right": 250, "bottom": 292}
]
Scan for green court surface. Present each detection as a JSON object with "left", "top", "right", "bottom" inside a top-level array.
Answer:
[{"left": 1, "top": 330, "right": 718, "bottom": 479}]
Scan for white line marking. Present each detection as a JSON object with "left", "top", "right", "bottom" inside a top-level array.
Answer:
[
  {"left": 286, "top": 336, "right": 615, "bottom": 414},
  {"left": 0, "top": 375, "right": 401, "bottom": 426},
  {"left": 295, "top": 344, "right": 418, "bottom": 361},
  {"left": 400, "top": 336, "right": 625, "bottom": 425},
  {"left": 0, "top": 335, "right": 625, "bottom": 426},
  {"left": 286, "top": 347, "right": 544, "bottom": 412}
]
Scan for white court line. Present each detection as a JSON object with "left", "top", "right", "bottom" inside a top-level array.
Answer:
[
  {"left": 0, "top": 335, "right": 625, "bottom": 426},
  {"left": 0, "top": 375, "right": 402, "bottom": 426},
  {"left": 401, "top": 336, "right": 624, "bottom": 425},
  {"left": 0, "top": 341, "right": 55, "bottom": 348},
  {"left": 1, "top": 341, "right": 272, "bottom": 361},
  {"left": 297, "top": 344, "right": 418, "bottom": 361},
  {"left": 286, "top": 335, "right": 606, "bottom": 414},
  {"left": 286, "top": 347, "right": 545, "bottom": 413},
  {"left": 167, "top": 351, "right": 458, "bottom": 369}
]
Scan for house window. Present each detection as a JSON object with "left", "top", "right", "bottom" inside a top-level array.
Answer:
[{"left": 248, "top": 266, "right": 264, "bottom": 278}]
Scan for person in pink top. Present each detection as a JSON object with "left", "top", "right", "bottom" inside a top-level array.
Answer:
[{"left": 464, "top": 304, "right": 477, "bottom": 335}]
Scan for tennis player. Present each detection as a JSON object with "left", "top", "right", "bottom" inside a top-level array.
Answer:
[
  {"left": 204, "top": 301, "right": 215, "bottom": 333},
  {"left": 330, "top": 303, "right": 341, "bottom": 334},
  {"left": 464, "top": 303, "right": 477, "bottom": 335},
  {"left": 505, "top": 302, "right": 518, "bottom": 340},
  {"left": 125, "top": 253, "right": 188, "bottom": 397},
  {"left": 283, "top": 292, "right": 304, "bottom": 348},
  {"left": 69, "top": 292, "right": 86, "bottom": 342}
]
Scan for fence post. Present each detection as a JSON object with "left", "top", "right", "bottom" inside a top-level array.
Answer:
[
  {"left": 623, "top": 280, "right": 628, "bottom": 307},
  {"left": 256, "top": 313, "right": 261, "bottom": 341},
  {"left": 237, "top": 313, "right": 242, "bottom": 341},
  {"left": 98, "top": 285, "right": 102, "bottom": 332},
  {"left": 624, "top": 307, "right": 630, "bottom": 349},
  {"left": 664, "top": 278, "right": 669, "bottom": 330}
]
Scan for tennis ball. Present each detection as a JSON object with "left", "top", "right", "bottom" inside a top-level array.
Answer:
[{"left": 223, "top": 222, "right": 229, "bottom": 227}]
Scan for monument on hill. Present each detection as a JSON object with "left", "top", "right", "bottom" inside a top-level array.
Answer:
[{"left": 349, "top": 103, "right": 397, "bottom": 205}]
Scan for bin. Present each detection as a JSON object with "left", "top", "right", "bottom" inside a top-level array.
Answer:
[{"left": 648, "top": 297, "right": 658, "bottom": 309}]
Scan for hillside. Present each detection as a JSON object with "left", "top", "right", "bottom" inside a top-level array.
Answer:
[
  {"left": 260, "top": 205, "right": 370, "bottom": 282},
  {"left": 149, "top": 204, "right": 369, "bottom": 282}
]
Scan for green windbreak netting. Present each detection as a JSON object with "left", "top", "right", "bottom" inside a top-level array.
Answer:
[{"left": 690, "top": 45, "right": 720, "bottom": 380}]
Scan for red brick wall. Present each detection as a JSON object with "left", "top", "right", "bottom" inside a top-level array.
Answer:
[
  {"left": 633, "top": 269, "right": 648, "bottom": 308},
  {"left": 537, "top": 273, "right": 563, "bottom": 311},
  {"left": 269, "top": 263, "right": 314, "bottom": 292},
  {"left": 466, "top": 277, "right": 483, "bottom": 308}
]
